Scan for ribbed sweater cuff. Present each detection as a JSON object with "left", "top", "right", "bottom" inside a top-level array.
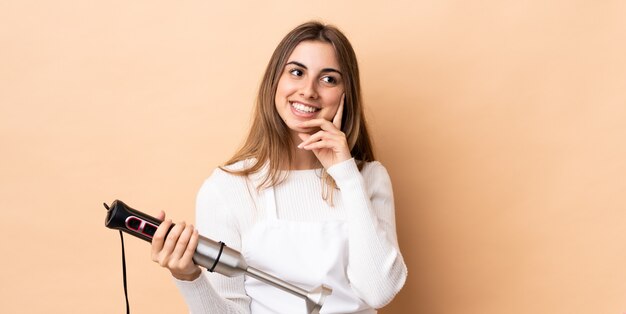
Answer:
[
  {"left": 327, "top": 158, "right": 361, "bottom": 188},
  {"left": 173, "top": 272, "right": 215, "bottom": 309}
]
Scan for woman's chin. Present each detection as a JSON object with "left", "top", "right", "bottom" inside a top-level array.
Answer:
[{"left": 288, "top": 127, "right": 309, "bottom": 135}]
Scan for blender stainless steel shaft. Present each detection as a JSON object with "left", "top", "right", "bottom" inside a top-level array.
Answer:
[
  {"left": 105, "top": 199, "right": 332, "bottom": 313},
  {"left": 194, "top": 235, "right": 331, "bottom": 313}
]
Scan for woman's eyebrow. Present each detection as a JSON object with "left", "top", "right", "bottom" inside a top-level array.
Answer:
[
  {"left": 286, "top": 61, "right": 342, "bottom": 76},
  {"left": 286, "top": 61, "right": 307, "bottom": 69}
]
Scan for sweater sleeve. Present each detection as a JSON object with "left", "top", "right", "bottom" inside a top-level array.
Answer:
[
  {"left": 327, "top": 158, "right": 408, "bottom": 308},
  {"left": 173, "top": 170, "right": 251, "bottom": 313}
]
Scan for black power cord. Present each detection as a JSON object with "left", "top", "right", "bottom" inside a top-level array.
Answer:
[
  {"left": 104, "top": 202, "right": 130, "bottom": 314},
  {"left": 120, "top": 230, "right": 130, "bottom": 314}
]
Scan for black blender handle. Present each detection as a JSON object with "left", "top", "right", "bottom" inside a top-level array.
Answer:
[{"left": 105, "top": 199, "right": 171, "bottom": 242}]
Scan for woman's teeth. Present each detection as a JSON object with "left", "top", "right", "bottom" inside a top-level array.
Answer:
[{"left": 291, "top": 102, "right": 319, "bottom": 113}]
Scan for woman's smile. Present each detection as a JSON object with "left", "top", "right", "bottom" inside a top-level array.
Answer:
[{"left": 290, "top": 100, "right": 321, "bottom": 117}]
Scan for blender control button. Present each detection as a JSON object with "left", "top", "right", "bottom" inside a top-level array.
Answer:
[
  {"left": 143, "top": 223, "right": 157, "bottom": 236},
  {"left": 126, "top": 217, "right": 141, "bottom": 230}
]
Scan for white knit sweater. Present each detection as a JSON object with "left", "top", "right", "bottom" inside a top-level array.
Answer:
[{"left": 174, "top": 158, "right": 407, "bottom": 313}]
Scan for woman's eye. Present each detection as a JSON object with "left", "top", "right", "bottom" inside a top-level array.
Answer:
[
  {"left": 289, "top": 69, "right": 303, "bottom": 76},
  {"left": 321, "top": 76, "right": 337, "bottom": 84}
]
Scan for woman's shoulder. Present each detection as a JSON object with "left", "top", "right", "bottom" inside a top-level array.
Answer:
[
  {"left": 216, "top": 159, "right": 253, "bottom": 173},
  {"left": 204, "top": 158, "right": 267, "bottom": 187},
  {"left": 197, "top": 159, "right": 255, "bottom": 197},
  {"left": 358, "top": 160, "right": 393, "bottom": 191},
  {"left": 206, "top": 158, "right": 255, "bottom": 181},
  {"left": 360, "top": 160, "right": 389, "bottom": 178}
]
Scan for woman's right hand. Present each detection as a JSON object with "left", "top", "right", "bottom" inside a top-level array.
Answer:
[{"left": 151, "top": 211, "right": 202, "bottom": 281}]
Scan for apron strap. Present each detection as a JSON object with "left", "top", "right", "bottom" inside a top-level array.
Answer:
[{"left": 263, "top": 186, "right": 278, "bottom": 220}]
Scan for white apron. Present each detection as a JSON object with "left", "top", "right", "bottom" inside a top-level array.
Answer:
[{"left": 241, "top": 186, "right": 376, "bottom": 314}]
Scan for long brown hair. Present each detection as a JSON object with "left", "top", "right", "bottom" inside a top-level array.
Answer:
[{"left": 221, "top": 21, "right": 375, "bottom": 201}]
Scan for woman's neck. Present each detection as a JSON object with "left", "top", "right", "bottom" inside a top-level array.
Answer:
[
  {"left": 290, "top": 132, "right": 320, "bottom": 170},
  {"left": 290, "top": 146, "right": 320, "bottom": 170}
]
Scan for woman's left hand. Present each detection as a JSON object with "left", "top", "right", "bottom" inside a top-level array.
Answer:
[{"left": 297, "top": 94, "right": 351, "bottom": 169}]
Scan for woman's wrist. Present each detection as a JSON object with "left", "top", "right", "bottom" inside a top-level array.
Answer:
[{"left": 172, "top": 267, "right": 202, "bottom": 281}]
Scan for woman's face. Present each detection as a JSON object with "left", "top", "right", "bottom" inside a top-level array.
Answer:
[{"left": 275, "top": 40, "right": 345, "bottom": 137}]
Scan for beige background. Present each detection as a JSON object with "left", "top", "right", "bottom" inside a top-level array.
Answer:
[{"left": 2, "top": 1, "right": 626, "bottom": 313}]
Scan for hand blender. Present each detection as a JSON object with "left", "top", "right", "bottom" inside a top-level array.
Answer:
[{"left": 104, "top": 199, "right": 331, "bottom": 314}]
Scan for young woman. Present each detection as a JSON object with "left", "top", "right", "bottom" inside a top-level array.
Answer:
[{"left": 151, "top": 21, "right": 407, "bottom": 314}]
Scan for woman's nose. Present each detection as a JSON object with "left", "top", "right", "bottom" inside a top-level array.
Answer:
[{"left": 299, "top": 78, "right": 318, "bottom": 99}]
